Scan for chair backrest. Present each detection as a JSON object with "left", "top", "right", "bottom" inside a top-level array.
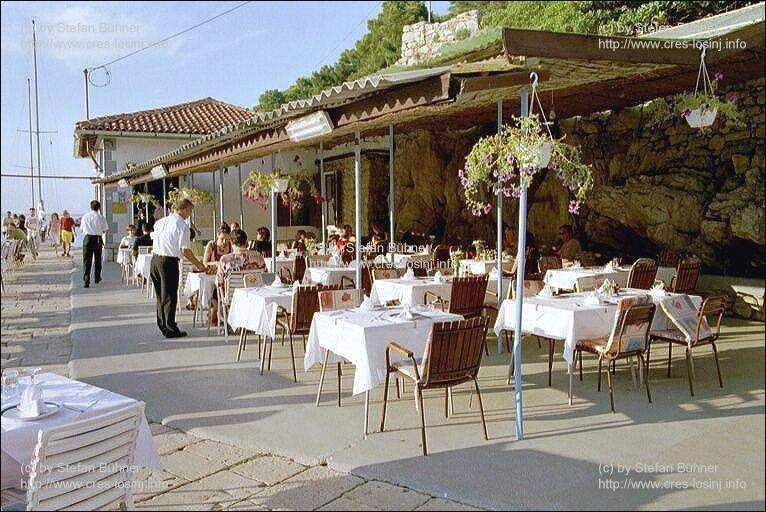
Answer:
[
  {"left": 372, "top": 267, "right": 402, "bottom": 281},
  {"left": 696, "top": 295, "right": 726, "bottom": 343},
  {"left": 318, "top": 288, "right": 363, "bottom": 311},
  {"left": 259, "top": 272, "right": 277, "bottom": 286},
  {"left": 341, "top": 244, "right": 355, "bottom": 265},
  {"left": 603, "top": 297, "right": 655, "bottom": 356},
  {"left": 308, "top": 254, "right": 330, "bottom": 267},
  {"left": 510, "top": 279, "right": 545, "bottom": 299},
  {"left": 360, "top": 266, "right": 373, "bottom": 296},
  {"left": 410, "top": 264, "right": 430, "bottom": 277},
  {"left": 538, "top": 255, "right": 562, "bottom": 276},
  {"left": 243, "top": 272, "right": 264, "bottom": 288},
  {"left": 420, "top": 316, "right": 489, "bottom": 387},
  {"left": 26, "top": 402, "right": 144, "bottom": 511},
  {"left": 627, "top": 258, "right": 658, "bottom": 289},
  {"left": 290, "top": 284, "right": 340, "bottom": 333},
  {"left": 292, "top": 254, "right": 307, "bottom": 283},
  {"left": 574, "top": 251, "right": 596, "bottom": 267},
  {"left": 671, "top": 258, "right": 701, "bottom": 294},
  {"left": 279, "top": 266, "right": 293, "bottom": 283},
  {"left": 432, "top": 245, "right": 451, "bottom": 272},
  {"left": 225, "top": 270, "right": 262, "bottom": 304},
  {"left": 658, "top": 248, "right": 682, "bottom": 268},
  {"left": 138, "top": 246, "right": 151, "bottom": 255},
  {"left": 449, "top": 275, "right": 489, "bottom": 318}
]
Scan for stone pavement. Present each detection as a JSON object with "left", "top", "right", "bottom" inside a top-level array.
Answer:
[{"left": 1, "top": 246, "right": 480, "bottom": 511}]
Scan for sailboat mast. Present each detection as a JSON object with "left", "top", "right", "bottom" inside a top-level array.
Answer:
[
  {"left": 32, "top": 18, "right": 43, "bottom": 210},
  {"left": 27, "top": 78, "right": 35, "bottom": 209}
]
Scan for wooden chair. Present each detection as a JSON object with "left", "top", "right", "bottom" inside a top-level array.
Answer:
[
  {"left": 409, "top": 264, "right": 430, "bottom": 277},
  {"left": 178, "top": 260, "right": 195, "bottom": 312},
  {"left": 627, "top": 258, "right": 658, "bottom": 289},
  {"left": 537, "top": 255, "right": 562, "bottom": 278},
  {"left": 380, "top": 316, "right": 490, "bottom": 456},
  {"left": 315, "top": 288, "right": 364, "bottom": 407},
  {"left": 339, "top": 275, "right": 356, "bottom": 289},
  {"left": 649, "top": 295, "right": 725, "bottom": 396},
  {"left": 670, "top": 258, "right": 701, "bottom": 294},
  {"left": 292, "top": 254, "right": 307, "bottom": 283},
  {"left": 137, "top": 246, "right": 151, "bottom": 255},
  {"left": 574, "top": 251, "right": 597, "bottom": 267},
  {"left": 275, "top": 284, "right": 340, "bottom": 381},
  {"left": 658, "top": 248, "right": 683, "bottom": 268},
  {"left": 425, "top": 275, "right": 489, "bottom": 319},
  {"left": 279, "top": 266, "right": 293, "bottom": 283},
  {"left": 371, "top": 267, "right": 402, "bottom": 281},
  {"left": 13, "top": 403, "right": 145, "bottom": 511},
  {"left": 432, "top": 245, "right": 451, "bottom": 273},
  {"left": 574, "top": 298, "right": 656, "bottom": 412}
]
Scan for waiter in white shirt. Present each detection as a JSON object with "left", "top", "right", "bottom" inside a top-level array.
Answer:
[
  {"left": 80, "top": 200, "right": 108, "bottom": 288},
  {"left": 150, "top": 198, "right": 207, "bottom": 338}
]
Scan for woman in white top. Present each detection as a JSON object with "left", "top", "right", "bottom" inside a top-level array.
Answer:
[{"left": 119, "top": 224, "right": 138, "bottom": 248}]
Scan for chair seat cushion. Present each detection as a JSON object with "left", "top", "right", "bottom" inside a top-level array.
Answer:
[
  {"left": 392, "top": 358, "right": 423, "bottom": 381},
  {"left": 577, "top": 337, "right": 608, "bottom": 354},
  {"left": 650, "top": 329, "right": 687, "bottom": 343}
]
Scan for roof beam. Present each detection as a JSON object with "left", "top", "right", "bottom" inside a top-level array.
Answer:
[{"left": 457, "top": 69, "right": 551, "bottom": 102}]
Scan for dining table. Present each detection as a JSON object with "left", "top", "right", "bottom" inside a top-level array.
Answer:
[
  {"left": 133, "top": 253, "right": 153, "bottom": 279},
  {"left": 305, "top": 305, "right": 462, "bottom": 436},
  {"left": 370, "top": 276, "right": 513, "bottom": 308},
  {"left": 183, "top": 271, "right": 218, "bottom": 328},
  {"left": 545, "top": 265, "right": 677, "bottom": 292},
  {"left": 306, "top": 266, "right": 357, "bottom": 287},
  {"left": 116, "top": 247, "right": 131, "bottom": 266},
  {"left": 459, "top": 258, "right": 514, "bottom": 276},
  {"left": 493, "top": 288, "right": 701, "bottom": 403},
  {"left": 1, "top": 372, "right": 160, "bottom": 490}
]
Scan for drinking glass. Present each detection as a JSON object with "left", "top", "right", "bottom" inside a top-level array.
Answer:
[{"left": 2, "top": 369, "right": 19, "bottom": 397}]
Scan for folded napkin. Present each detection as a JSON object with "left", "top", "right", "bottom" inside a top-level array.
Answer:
[
  {"left": 488, "top": 266, "right": 499, "bottom": 280},
  {"left": 358, "top": 296, "right": 377, "bottom": 311},
  {"left": 433, "top": 270, "right": 445, "bottom": 284},
  {"left": 269, "top": 275, "right": 285, "bottom": 288},
  {"left": 401, "top": 268, "right": 415, "bottom": 281},
  {"left": 648, "top": 282, "right": 666, "bottom": 298},
  {"left": 537, "top": 285, "right": 555, "bottom": 298},
  {"left": 603, "top": 261, "right": 615, "bottom": 272},
  {"left": 571, "top": 260, "right": 582, "bottom": 269},
  {"left": 398, "top": 304, "right": 414, "bottom": 320},
  {"left": 583, "top": 292, "right": 602, "bottom": 306},
  {"left": 18, "top": 382, "right": 44, "bottom": 416},
  {"left": 597, "top": 278, "right": 618, "bottom": 296},
  {"left": 327, "top": 255, "right": 342, "bottom": 267}
]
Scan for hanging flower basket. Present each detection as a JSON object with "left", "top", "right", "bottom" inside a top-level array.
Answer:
[
  {"left": 167, "top": 186, "right": 214, "bottom": 208},
  {"left": 242, "top": 168, "right": 324, "bottom": 211},
  {"left": 131, "top": 192, "right": 154, "bottom": 205},
  {"left": 459, "top": 113, "right": 593, "bottom": 217},
  {"left": 684, "top": 106, "right": 718, "bottom": 128}
]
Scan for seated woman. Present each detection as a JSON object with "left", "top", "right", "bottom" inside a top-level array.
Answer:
[
  {"left": 203, "top": 224, "right": 232, "bottom": 265},
  {"left": 211, "top": 229, "right": 266, "bottom": 325},
  {"left": 290, "top": 229, "right": 307, "bottom": 252},
  {"left": 252, "top": 226, "right": 272, "bottom": 256},
  {"left": 119, "top": 224, "right": 137, "bottom": 248}
]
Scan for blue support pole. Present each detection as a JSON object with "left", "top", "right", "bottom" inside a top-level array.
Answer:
[
  {"left": 270, "top": 154, "right": 277, "bottom": 272},
  {"left": 512, "top": 88, "right": 530, "bottom": 441},
  {"left": 388, "top": 124, "right": 395, "bottom": 261},
  {"left": 496, "top": 98, "right": 504, "bottom": 353},
  {"left": 319, "top": 141, "right": 326, "bottom": 250},
  {"left": 354, "top": 130, "right": 362, "bottom": 290},
  {"left": 238, "top": 164, "right": 244, "bottom": 228}
]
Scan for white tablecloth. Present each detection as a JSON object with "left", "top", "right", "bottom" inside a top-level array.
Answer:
[
  {"left": 493, "top": 289, "right": 701, "bottom": 365},
  {"left": 613, "top": 266, "right": 676, "bottom": 287},
  {"left": 306, "top": 266, "right": 356, "bottom": 286},
  {"left": 183, "top": 272, "right": 217, "bottom": 307},
  {"left": 305, "top": 307, "right": 462, "bottom": 395},
  {"left": 459, "top": 258, "right": 514, "bottom": 276},
  {"left": 1, "top": 373, "right": 160, "bottom": 490},
  {"left": 370, "top": 277, "right": 512, "bottom": 307},
  {"left": 116, "top": 247, "right": 131, "bottom": 265},
  {"left": 544, "top": 267, "right": 624, "bottom": 291},
  {"left": 391, "top": 253, "right": 432, "bottom": 269},
  {"left": 134, "top": 253, "right": 153, "bottom": 278},
  {"left": 264, "top": 257, "right": 294, "bottom": 275},
  {"left": 227, "top": 286, "right": 293, "bottom": 338}
]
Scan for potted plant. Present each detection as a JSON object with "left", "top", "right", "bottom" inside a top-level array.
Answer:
[
  {"left": 131, "top": 192, "right": 154, "bottom": 205},
  {"left": 674, "top": 72, "right": 740, "bottom": 129},
  {"left": 242, "top": 168, "right": 324, "bottom": 211},
  {"left": 167, "top": 186, "right": 214, "bottom": 208},
  {"left": 459, "top": 113, "right": 593, "bottom": 218}
]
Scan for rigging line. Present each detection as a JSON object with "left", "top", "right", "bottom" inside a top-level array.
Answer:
[
  {"left": 311, "top": 1, "right": 382, "bottom": 72},
  {"left": 88, "top": 1, "right": 252, "bottom": 71}
]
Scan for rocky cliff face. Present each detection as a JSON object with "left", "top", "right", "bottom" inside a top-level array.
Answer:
[{"left": 333, "top": 78, "right": 764, "bottom": 276}]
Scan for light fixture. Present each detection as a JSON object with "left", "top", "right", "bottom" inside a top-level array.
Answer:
[
  {"left": 150, "top": 165, "right": 167, "bottom": 179},
  {"left": 285, "top": 111, "right": 333, "bottom": 142},
  {"left": 117, "top": 178, "right": 129, "bottom": 188}
]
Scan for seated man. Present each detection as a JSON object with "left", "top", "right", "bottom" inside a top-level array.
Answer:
[
  {"left": 556, "top": 224, "right": 582, "bottom": 266},
  {"left": 132, "top": 223, "right": 154, "bottom": 260}
]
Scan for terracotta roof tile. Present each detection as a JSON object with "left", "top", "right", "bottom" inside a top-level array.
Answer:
[{"left": 75, "top": 97, "right": 253, "bottom": 134}]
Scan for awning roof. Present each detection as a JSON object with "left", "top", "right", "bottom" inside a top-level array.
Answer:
[{"left": 97, "top": 3, "right": 765, "bottom": 186}]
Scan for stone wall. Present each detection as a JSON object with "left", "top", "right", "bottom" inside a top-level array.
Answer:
[{"left": 396, "top": 10, "right": 481, "bottom": 67}]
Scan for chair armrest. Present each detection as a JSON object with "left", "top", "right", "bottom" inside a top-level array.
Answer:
[
  {"left": 424, "top": 290, "right": 444, "bottom": 304},
  {"left": 385, "top": 341, "right": 420, "bottom": 381},
  {"left": 386, "top": 341, "right": 413, "bottom": 358},
  {"left": 340, "top": 276, "right": 356, "bottom": 289}
]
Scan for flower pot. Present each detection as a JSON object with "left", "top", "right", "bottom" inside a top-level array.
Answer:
[
  {"left": 685, "top": 107, "right": 717, "bottom": 128},
  {"left": 535, "top": 142, "right": 553, "bottom": 168},
  {"left": 273, "top": 178, "right": 289, "bottom": 193}
]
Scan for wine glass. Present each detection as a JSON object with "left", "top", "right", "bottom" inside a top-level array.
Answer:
[{"left": 2, "top": 369, "right": 19, "bottom": 399}]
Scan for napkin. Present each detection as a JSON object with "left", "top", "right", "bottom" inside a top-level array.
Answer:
[
  {"left": 571, "top": 260, "right": 582, "bottom": 269},
  {"left": 398, "top": 304, "right": 414, "bottom": 320},
  {"left": 597, "top": 278, "right": 618, "bottom": 296},
  {"left": 603, "top": 260, "right": 615, "bottom": 272},
  {"left": 648, "top": 282, "right": 666, "bottom": 298},
  {"left": 537, "top": 285, "right": 555, "bottom": 298},
  {"left": 269, "top": 275, "right": 285, "bottom": 288},
  {"left": 401, "top": 268, "right": 415, "bottom": 281},
  {"left": 583, "top": 292, "right": 602, "bottom": 306},
  {"left": 488, "top": 266, "right": 499, "bottom": 281},
  {"left": 302, "top": 273, "right": 314, "bottom": 285},
  {"left": 433, "top": 270, "right": 445, "bottom": 283},
  {"left": 358, "top": 296, "right": 376, "bottom": 311},
  {"left": 327, "top": 255, "right": 342, "bottom": 267},
  {"left": 18, "top": 381, "right": 44, "bottom": 416}
]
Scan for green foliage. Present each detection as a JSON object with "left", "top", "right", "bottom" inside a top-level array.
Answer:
[
  {"left": 454, "top": 27, "right": 471, "bottom": 40},
  {"left": 258, "top": 89, "right": 286, "bottom": 112}
]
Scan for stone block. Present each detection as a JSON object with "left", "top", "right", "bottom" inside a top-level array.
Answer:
[
  {"left": 246, "top": 466, "right": 364, "bottom": 511},
  {"left": 231, "top": 455, "right": 305, "bottom": 486},
  {"left": 161, "top": 450, "right": 228, "bottom": 481},
  {"left": 184, "top": 439, "right": 260, "bottom": 467},
  {"left": 340, "top": 481, "right": 431, "bottom": 511}
]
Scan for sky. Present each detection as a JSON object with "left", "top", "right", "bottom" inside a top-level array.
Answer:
[{"left": 0, "top": 0, "right": 450, "bottom": 216}]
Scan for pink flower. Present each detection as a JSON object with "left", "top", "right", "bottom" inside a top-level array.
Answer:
[
  {"left": 483, "top": 203, "right": 492, "bottom": 214},
  {"left": 568, "top": 200, "right": 581, "bottom": 215},
  {"left": 729, "top": 94, "right": 738, "bottom": 104},
  {"left": 714, "top": 72, "right": 724, "bottom": 81}
]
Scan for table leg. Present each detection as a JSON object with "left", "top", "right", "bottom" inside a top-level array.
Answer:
[
  {"left": 259, "top": 336, "right": 270, "bottom": 375},
  {"left": 363, "top": 390, "right": 370, "bottom": 438},
  {"left": 568, "top": 363, "right": 573, "bottom": 406}
]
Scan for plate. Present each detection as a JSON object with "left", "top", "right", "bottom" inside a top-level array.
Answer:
[{"left": 2, "top": 401, "right": 61, "bottom": 421}]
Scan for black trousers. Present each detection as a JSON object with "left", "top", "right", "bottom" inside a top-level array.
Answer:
[
  {"left": 150, "top": 255, "right": 181, "bottom": 336},
  {"left": 82, "top": 235, "right": 103, "bottom": 285}
]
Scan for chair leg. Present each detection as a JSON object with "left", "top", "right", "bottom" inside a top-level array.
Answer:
[
  {"left": 711, "top": 342, "right": 724, "bottom": 388},
  {"left": 597, "top": 357, "right": 603, "bottom": 392},
  {"left": 380, "top": 370, "right": 391, "bottom": 432},
  {"left": 578, "top": 350, "right": 583, "bottom": 381},
  {"left": 685, "top": 348, "right": 695, "bottom": 396},
  {"left": 288, "top": 331, "right": 297, "bottom": 382},
  {"left": 547, "top": 339, "right": 554, "bottom": 387},
  {"left": 667, "top": 342, "right": 673, "bottom": 377},
  {"left": 473, "top": 377, "right": 489, "bottom": 441},
  {"left": 315, "top": 349, "right": 329, "bottom": 406},
  {"left": 417, "top": 387, "right": 428, "bottom": 456},
  {"left": 506, "top": 332, "right": 515, "bottom": 386},
  {"left": 337, "top": 362, "right": 342, "bottom": 407},
  {"left": 641, "top": 354, "right": 652, "bottom": 404},
  {"left": 236, "top": 328, "right": 246, "bottom": 362},
  {"left": 606, "top": 361, "right": 616, "bottom": 413},
  {"left": 484, "top": 336, "right": 489, "bottom": 356},
  {"left": 395, "top": 378, "right": 401, "bottom": 399},
  {"left": 444, "top": 388, "right": 449, "bottom": 418},
  {"left": 268, "top": 335, "right": 274, "bottom": 371}
]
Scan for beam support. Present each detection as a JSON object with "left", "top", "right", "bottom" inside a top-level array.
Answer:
[
  {"left": 162, "top": 178, "right": 167, "bottom": 215},
  {"left": 212, "top": 170, "right": 217, "bottom": 230},
  {"left": 319, "top": 141, "right": 326, "bottom": 249},
  {"left": 270, "top": 153, "right": 277, "bottom": 272},
  {"left": 219, "top": 167, "right": 225, "bottom": 224},
  {"left": 388, "top": 124, "right": 395, "bottom": 261},
  {"left": 496, "top": 99, "right": 504, "bottom": 353},
  {"left": 238, "top": 164, "right": 244, "bottom": 227},
  {"left": 354, "top": 130, "right": 362, "bottom": 290}
]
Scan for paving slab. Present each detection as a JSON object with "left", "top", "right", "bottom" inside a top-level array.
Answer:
[
  {"left": 184, "top": 439, "right": 261, "bottom": 467},
  {"left": 161, "top": 450, "right": 228, "bottom": 481},
  {"left": 153, "top": 429, "right": 201, "bottom": 455},
  {"left": 230, "top": 455, "right": 306, "bottom": 486},
  {"left": 131, "top": 467, "right": 189, "bottom": 502},
  {"left": 246, "top": 466, "right": 365, "bottom": 510},
  {"left": 338, "top": 480, "right": 431, "bottom": 510}
]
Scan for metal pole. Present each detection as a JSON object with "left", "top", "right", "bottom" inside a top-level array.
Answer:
[
  {"left": 27, "top": 78, "right": 35, "bottom": 208},
  {"left": 512, "top": 88, "right": 530, "bottom": 442},
  {"left": 219, "top": 167, "right": 225, "bottom": 223},
  {"left": 212, "top": 170, "right": 217, "bottom": 230},
  {"left": 388, "top": 124, "right": 395, "bottom": 260},
  {"left": 354, "top": 130, "right": 362, "bottom": 290},
  {"left": 319, "top": 141, "right": 326, "bottom": 249},
  {"left": 162, "top": 178, "right": 167, "bottom": 215},
  {"left": 270, "top": 154, "right": 277, "bottom": 272},
  {"left": 190, "top": 173, "right": 196, "bottom": 225},
  {"left": 130, "top": 187, "right": 135, "bottom": 222},
  {"left": 32, "top": 19, "right": 43, "bottom": 209},
  {"left": 237, "top": 164, "right": 244, "bottom": 228},
  {"left": 83, "top": 69, "right": 90, "bottom": 120},
  {"left": 144, "top": 183, "right": 149, "bottom": 220},
  {"left": 496, "top": 99, "right": 503, "bottom": 353}
]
